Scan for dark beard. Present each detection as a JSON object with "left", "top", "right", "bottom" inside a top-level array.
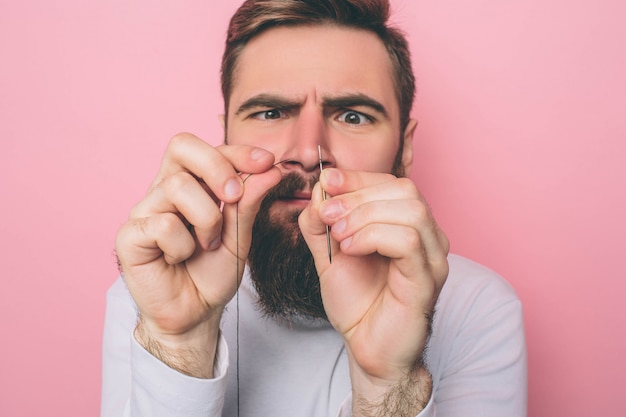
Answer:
[{"left": 247, "top": 173, "right": 328, "bottom": 322}]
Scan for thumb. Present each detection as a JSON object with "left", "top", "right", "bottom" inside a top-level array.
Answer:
[{"left": 299, "top": 182, "right": 339, "bottom": 273}]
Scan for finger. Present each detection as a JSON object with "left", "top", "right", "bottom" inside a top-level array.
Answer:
[
  {"left": 335, "top": 198, "right": 447, "bottom": 260},
  {"left": 298, "top": 182, "right": 341, "bottom": 272},
  {"left": 336, "top": 219, "right": 447, "bottom": 307},
  {"left": 325, "top": 198, "right": 449, "bottom": 287},
  {"left": 319, "top": 168, "right": 398, "bottom": 196},
  {"left": 116, "top": 212, "right": 196, "bottom": 268},
  {"left": 221, "top": 167, "right": 283, "bottom": 258},
  {"left": 184, "top": 169, "right": 282, "bottom": 310},
  {"left": 130, "top": 171, "right": 223, "bottom": 250},
  {"left": 154, "top": 132, "right": 276, "bottom": 203},
  {"left": 318, "top": 173, "right": 448, "bottom": 257},
  {"left": 318, "top": 184, "right": 416, "bottom": 228},
  {"left": 320, "top": 170, "right": 425, "bottom": 214}
]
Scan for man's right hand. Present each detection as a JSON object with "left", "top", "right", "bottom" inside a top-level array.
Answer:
[{"left": 115, "top": 133, "right": 281, "bottom": 377}]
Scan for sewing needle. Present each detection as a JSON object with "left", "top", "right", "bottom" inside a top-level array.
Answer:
[{"left": 318, "top": 145, "right": 332, "bottom": 263}]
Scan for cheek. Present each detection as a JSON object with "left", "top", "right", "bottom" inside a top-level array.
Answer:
[
  {"left": 226, "top": 123, "right": 284, "bottom": 151},
  {"left": 333, "top": 141, "right": 399, "bottom": 173}
]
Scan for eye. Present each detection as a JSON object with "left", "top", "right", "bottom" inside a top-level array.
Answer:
[
  {"left": 251, "top": 109, "right": 284, "bottom": 120},
  {"left": 337, "top": 110, "right": 372, "bottom": 126}
]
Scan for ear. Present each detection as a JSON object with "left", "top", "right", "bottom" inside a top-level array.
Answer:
[{"left": 401, "top": 118, "right": 417, "bottom": 176}]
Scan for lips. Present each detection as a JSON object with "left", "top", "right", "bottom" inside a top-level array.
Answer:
[
  {"left": 291, "top": 191, "right": 312, "bottom": 200},
  {"left": 264, "top": 172, "right": 317, "bottom": 205},
  {"left": 278, "top": 191, "right": 310, "bottom": 200},
  {"left": 276, "top": 191, "right": 312, "bottom": 206}
]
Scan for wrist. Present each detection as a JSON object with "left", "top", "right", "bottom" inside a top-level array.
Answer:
[
  {"left": 134, "top": 314, "right": 221, "bottom": 378},
  {"left": 351, "top": 364, "right": 432, "bottom": 417}
]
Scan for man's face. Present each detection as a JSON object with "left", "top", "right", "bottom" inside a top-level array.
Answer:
[{"left": 225, "top": 24, "right": 413, "bottom": 319}]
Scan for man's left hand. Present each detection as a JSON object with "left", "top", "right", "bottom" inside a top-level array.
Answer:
[{"left": 299, "top": 168, "right": 449, "bottom": 415}]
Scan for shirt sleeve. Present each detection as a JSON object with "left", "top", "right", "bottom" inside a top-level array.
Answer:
[
  {"left": 432, "top": 299, "right": 527, "bottom": 416},
  {"left": 429, "top": 258, "right": 528, "bottom": 417},
  {"left": 101, "top": 277, "right": 230, "bottom": 417}
]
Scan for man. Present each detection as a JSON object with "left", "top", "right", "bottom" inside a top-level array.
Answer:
[{"left": 102, "top": 0, "right": 527, "bottom": 416}]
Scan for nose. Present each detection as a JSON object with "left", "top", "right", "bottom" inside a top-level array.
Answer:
[{"left": 278, "top": 106, "right": 335, "bottom": 174}]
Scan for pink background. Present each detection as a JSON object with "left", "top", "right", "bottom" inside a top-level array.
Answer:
[{"left": 1, "top": 0, "right": 624, "bottom": 415}]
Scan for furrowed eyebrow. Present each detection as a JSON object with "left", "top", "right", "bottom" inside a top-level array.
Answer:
[
  {"left": 322, "top": 94, "right": 389, "bottom": 119},
  {"left": 234, "top": 94, "right": 302, "bottom": 116}
]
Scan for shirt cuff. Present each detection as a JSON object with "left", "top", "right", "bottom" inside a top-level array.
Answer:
[
  {"left": 129, "top": 331, "right": 229, "bottom": 416},
  {"left": 336, "top": 394, "right": 352, "bottom": 417}
]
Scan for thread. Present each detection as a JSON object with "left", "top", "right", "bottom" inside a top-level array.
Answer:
[{"left": 234, "top": 159, "right": 293, "bottom": 417}]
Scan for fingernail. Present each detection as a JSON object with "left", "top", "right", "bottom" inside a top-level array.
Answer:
[
  {"left": 333, "top": 218, "right": 346, "bottom": 234},
  {"left": 251, "top": 148, "right": 270, "bottom": 161},
  {"left": 224, "top": 177, "right": 242, "bottom": 198},
  {"left": 322, "top": 169, "right": 342, "bottom": 187},
  {"left": 321, "top": 200, "right": 344, "bottom": 219}
]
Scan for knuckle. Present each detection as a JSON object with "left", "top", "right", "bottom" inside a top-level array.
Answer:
[
  {"left": 358, "top": 202, "right": 376, "bottom": 224},
  {"left": 168, "top": 131, "right": 194, "bottom": 149},
  {"left": 404, "top": 228, "right": 422, "bottom": 252},
  {"left": 166, "top": 171, "right": 196, "bottom": 193},
  {"left": 155, "top": 212, "right": 182, "bottom": 235},
  {"left": 407, "top": 200, "right": 430, "bottom": 226},
  {"left": 166, "top": 132, "right": 198, "bottom": 161}
]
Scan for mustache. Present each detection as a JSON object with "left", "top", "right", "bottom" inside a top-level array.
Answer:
[{"left": 263, "top": 172, "right": 319, "bottom": 202}]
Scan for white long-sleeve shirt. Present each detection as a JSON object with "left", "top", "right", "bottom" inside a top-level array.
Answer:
[{"left": 101, "top": 254, "right": 527, "bottom": 416}]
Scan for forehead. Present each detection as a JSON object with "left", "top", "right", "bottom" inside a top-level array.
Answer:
[{"left": 229, "top": 24, "right": 398, "bottom": 115}]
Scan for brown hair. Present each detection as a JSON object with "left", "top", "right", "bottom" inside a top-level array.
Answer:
[{"left": 221, "top": 0, "right": 415, "bottom": 134}]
